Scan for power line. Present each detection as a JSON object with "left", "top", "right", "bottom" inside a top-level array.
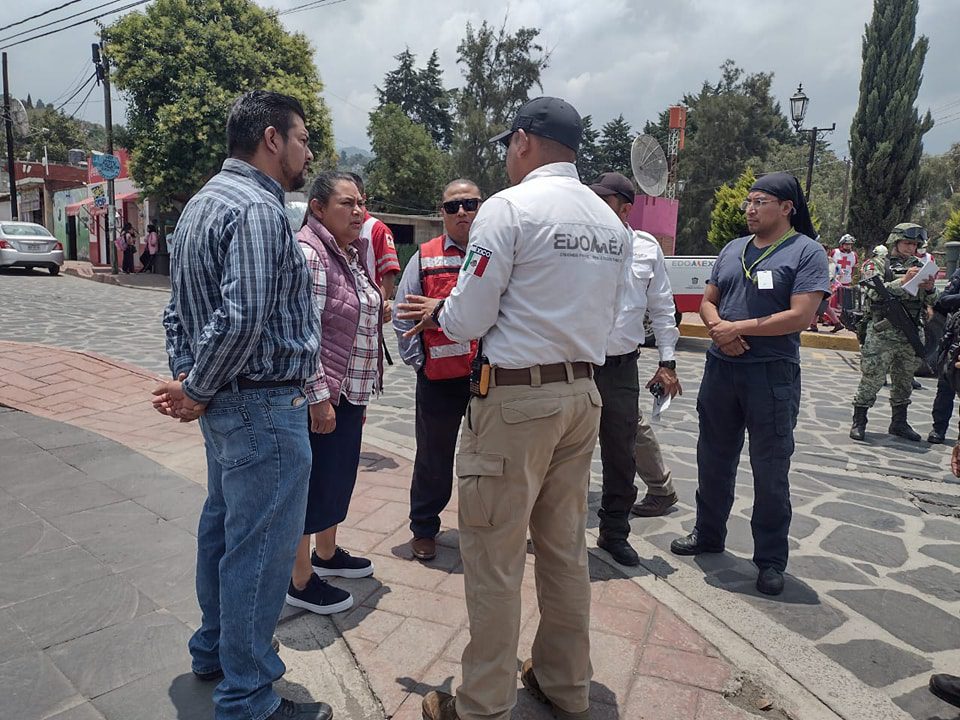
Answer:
[
  {"left": 49, "top": 63, "right": 94, "bottom": 106},
  {"left": 0, "top": 0, "right": 92, "bottom": 34},
  {"left": 55, "top": 72, "right": 97, "bottom": 112},
  {"left": 0, "top": 0, "right": 150, "bottom": 50},
  {"left": 277, "top": 0, "right": 349, "bottom": 17},
  {"left": 0, "top": 0, "right": 130, "bottom": 46},
  {"left": 65, "top": 79, "right": 97, "bottom": 121}
]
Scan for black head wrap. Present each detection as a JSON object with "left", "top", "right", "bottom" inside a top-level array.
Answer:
[{"left": 749, "top": 172, "right": 817, "bottom": 240}]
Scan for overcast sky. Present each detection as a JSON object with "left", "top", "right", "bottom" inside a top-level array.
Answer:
[{"left": 2, "top": 0, "right": 958, "bottom": 156}]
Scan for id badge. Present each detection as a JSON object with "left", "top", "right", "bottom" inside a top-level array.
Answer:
[{"left": 757, "top": 270, "right": 774, "bottom": 290}]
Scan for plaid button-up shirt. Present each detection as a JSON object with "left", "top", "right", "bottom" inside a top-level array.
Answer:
[{"left": 163, "top": 159, "right": 319, "bottom": 403}]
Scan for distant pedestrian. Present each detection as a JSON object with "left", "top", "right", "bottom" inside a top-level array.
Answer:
[
  {"left": 670, "top": 172, "right": 829, "bottom": 597},
  {"left": 152, "top": 90, "right": 332, "bottom": 720},
  {"left": 393, "top": 178, "right": 482, "bottom": 562},
  {"left": 285, "top": 171, "right": 384, "bottom": 616},
  {"left": 139, "top": 223, "right": 159, "bottom": 273},
  {"left": 119, "top": 222, "right": 136, "bottom": 273}
]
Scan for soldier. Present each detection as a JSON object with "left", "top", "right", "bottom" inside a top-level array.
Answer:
[{"left": 849, "top": 223, "right": 936, "bottom": 441}]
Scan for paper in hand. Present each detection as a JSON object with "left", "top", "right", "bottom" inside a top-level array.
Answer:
[
  {"left": 651, "top": 392, "right": 672, "bottom": 422},
  {"left": 900, "top": 258, "right": 938, "bottom": 296}
]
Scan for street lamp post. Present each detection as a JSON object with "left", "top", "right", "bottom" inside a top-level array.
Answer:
[{"left": 789, "top": 84, "right": 835, "bottom": 200}]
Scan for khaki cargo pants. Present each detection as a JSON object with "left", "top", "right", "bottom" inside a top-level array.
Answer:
[{"left": 454, "top": 374, "right": 601, "bottom": 720}]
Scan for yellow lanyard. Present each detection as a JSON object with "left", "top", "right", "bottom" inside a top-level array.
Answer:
[{"left": 741, "top": 228, "right": 796, "bottom": 282}]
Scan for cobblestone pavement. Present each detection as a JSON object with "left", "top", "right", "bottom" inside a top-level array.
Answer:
[{"left": 3, "top": 271, "right": 960, "bottom": 719}]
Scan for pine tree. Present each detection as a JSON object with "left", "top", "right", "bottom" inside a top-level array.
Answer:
[
  {"left": 596, "top": 115, "right": 633, "bottom": 177},
  {"left": 847, "top": 0, "right": 933, "bottom": 246},
  {"left": 576, "top": 115, "right": 602, "bottom": 183},
  {"left": 24, "top": 94, "right": 32, "bottom": 109},
  {"left": 376, "top": 48, "right": 453, "bottom": 150}
]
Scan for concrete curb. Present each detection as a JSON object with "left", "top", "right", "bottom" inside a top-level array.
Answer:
[
  {"left": 62, "top": 262, "right": 171, "bottom": 293},
  {"left": 679, "top": 322, "right": 860, "bottom": 352}
]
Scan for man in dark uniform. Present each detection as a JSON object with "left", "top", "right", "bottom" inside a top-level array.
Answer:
[{"left": 670, "top": 172, "right": 829, "bottom": 596}]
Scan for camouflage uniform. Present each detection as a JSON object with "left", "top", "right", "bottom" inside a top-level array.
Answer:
[{"left": 850, "top": 224, "right": 936, "bottom": 441}]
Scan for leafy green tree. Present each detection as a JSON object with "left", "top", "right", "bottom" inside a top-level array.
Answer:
[
  {"left": 576, "top": 114, "right": 602, "bottom": 183},
  {"left": 596, "top": 115, "right": 633, "bottom": 177},
  {"left": 107, "top": 0, "right": 334, "bottom": 206},
  {"left": 944, "top": 208, "right": 960, "bottom": 243},
  {"left": 366, "top": 104, "right": 447, "bottom": 215},
  {"left": 662, "top": 61, "right": 797, "bottom": 254},
  {"left": 707, "top": 167, "right": 754, "bottom": 249},
  {"left": 21, "top": 107, "right": 85, "bottom": 162},
  {"left": 452, "top": 19, "right": 549, "bottom": 195},
  {"left": 847, "top": 0, "right": 933, "bottom": 247},
  {"left": 377, "top": 48, "right": 453, "bottom": 149}
]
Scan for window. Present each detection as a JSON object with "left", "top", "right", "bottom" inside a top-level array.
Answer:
[{"left": 1, "top": 223, "right": 53, "bottom": 237}]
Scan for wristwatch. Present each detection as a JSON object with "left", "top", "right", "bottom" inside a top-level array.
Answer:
[
  {"left": 430, "top": 298, "right": 446, "bottom": 325},
  {"left": 658, "top": 360, "right": 677, "bottom": 370}
]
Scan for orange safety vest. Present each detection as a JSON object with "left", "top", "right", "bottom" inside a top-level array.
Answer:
[{"left": 419, "top": 235, "right": 477, "bottom": 380}]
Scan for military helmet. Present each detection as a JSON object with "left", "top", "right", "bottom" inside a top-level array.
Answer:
[{"left": 886, "top": 222, "right": 927, "bottom": 248}]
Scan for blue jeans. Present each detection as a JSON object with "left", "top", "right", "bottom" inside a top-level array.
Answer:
[
  {"left": 695, "top": 355, "right": 801, "bottom": 572},
  {"left": 189, "top": 385, "right": 311, "bottom": 720}
]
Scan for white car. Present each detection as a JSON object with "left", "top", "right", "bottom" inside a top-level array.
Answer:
[{"left": 0, "top": 221, "right": 64, "bottom": 275}]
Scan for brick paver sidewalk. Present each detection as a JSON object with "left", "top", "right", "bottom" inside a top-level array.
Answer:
[{"left": 0, "top": 341, "right": 757, "bottom": 719}]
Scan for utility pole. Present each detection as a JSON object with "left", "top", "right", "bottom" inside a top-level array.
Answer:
[
  {"left": 840, "top": 157, "right": 852, "bottom": 228},
  {"left": 2, "top": 52, "right": 18, "bottom": 220},
  {"left": 93, "top": 38, "right": 117, "bottom": 274}
]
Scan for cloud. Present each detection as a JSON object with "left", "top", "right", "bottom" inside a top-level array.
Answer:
[{"left": 3, "top": 0, "right": 956, "bottom": 156}]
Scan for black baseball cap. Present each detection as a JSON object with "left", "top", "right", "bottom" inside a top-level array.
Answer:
[
  {"left": 589, "top": 172, "right": 636, "bottom": 204},
  {"left": 489, "top": 96, "right": 583, "bottom": 152}
]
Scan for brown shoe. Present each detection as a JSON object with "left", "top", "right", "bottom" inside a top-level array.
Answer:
[
  {"left": 422, "top": 690, "right": 459, "bottom": 720},
  {"left": 411, "top": 536, "right": 437, "bottom": 561},
  {"left": 631, "top": 492, "right": 678, "bottom": 517},
  {"left": 520, "top": 659, "right": 590, "bottom": 720}
]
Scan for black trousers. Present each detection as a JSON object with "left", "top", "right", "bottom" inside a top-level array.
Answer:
[
  {"left": 931, "top": 371, "right": 956, "bottom": 435},
  {"left": 594, "top": 350, "right": 640, "bottom": 541},
  {"left": 695, "top": 354, "right": 800, "bottom": 572},
  {"left": 409, "top": 371, "right": 471, "bottom": 539}
]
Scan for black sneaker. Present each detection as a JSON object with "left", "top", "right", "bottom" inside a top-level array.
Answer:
[
  {"left": 268, "top": 698, "right": 333, "bottom": 719},
  {"left": 311, "top": 547, "right": 374, "bottom": 578},
  {"left": 286, "top": 575, "right": 353, "bottom": 615}
]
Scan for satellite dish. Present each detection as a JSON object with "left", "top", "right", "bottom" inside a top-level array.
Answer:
[
  {"left": 10, "top": 99, "right": 29, "bottom": 138},
  {"left": 630, "top": 134, "right": 668, "bottom": 197}
]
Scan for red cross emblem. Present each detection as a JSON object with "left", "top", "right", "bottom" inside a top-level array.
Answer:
[{"left": 836, "top": 254, "right": 853, "bottom": 270}]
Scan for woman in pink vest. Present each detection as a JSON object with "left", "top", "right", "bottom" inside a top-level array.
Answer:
[{"left": 285, "top": 171, "right": 385, "bottom": 615}]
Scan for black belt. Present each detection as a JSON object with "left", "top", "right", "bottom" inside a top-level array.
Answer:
[
  {"left": 492, "top": 362, "right": 593, "bottom": 387},
  {"left": 601, "top": 349, "right": 639, "bottom": 368},
  {"left": 228, "top": 377, "right": 305, "bottom": 391}
]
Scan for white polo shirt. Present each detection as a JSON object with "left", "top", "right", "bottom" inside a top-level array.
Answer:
[
  {"left": 606, "top": 229, "right": 679, "bottom": 360},
  {"left": 439, "top": 162, "right": 631, "bottom": 368}
]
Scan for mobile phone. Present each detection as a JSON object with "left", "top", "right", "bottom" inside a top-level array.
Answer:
[{"left": 649, "top": 382, "right": 664, "bottom": 399}]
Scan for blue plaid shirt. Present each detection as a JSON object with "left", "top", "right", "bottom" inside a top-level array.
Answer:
[{"left": 163, "top": 158, "right": 319, "bottom": 403}]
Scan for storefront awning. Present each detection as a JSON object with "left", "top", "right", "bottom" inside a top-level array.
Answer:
[
  {"left": 117, "top": 191, "right": 140, "bottom": 204},
  {"left": 65, "top": 197, "right": 97, "bottom": 217}
]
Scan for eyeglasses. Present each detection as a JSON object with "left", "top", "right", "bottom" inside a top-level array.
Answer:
[
  {"left": 895, "top": 226, "right": 928, "bottom": 242},
  {"left": 442, "top": 198, "right": 481, "bottom": 214},
  {"left": 739, "top": 199, "right": 780, "bottom": 212}
]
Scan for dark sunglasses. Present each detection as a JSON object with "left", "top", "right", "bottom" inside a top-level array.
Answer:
[
  {"left": 896, "top": 226, "right": 928, "bottom": 242},
  {"left": 442, "top": 198, "right": 481, "bottom": 214}
]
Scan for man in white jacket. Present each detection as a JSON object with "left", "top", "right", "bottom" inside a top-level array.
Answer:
[{"left": 588, "top": 172, "right": 682, "bottom": 566}]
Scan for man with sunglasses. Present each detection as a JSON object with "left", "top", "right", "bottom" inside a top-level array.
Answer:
[
  {"left": 393, "top": 179, "right": 483, "bottom": 562},
  {"left": 670, "top": 172, "right": 829, "bottom": 597},
  {"left": 850, "top": 223, "right": 936, "bottom": 442}
]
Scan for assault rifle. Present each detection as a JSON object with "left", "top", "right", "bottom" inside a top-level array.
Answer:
[{"left": 861, "top": 274, "right": 926, "bottom": 357}]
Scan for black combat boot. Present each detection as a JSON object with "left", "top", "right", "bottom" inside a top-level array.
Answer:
[
  {"left": 849, "top": 406, "right": 868, "bottom": 441},
  {"left": 889, "top": 404, "right": 921, "bottom": 441}
]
